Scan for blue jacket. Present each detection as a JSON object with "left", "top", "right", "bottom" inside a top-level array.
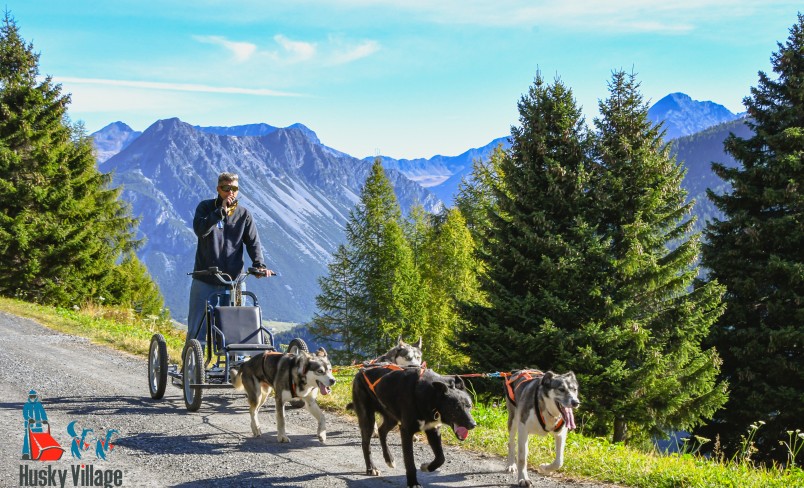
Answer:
[{"left": 192, "top": 197, "right": 265, "bottom": 285}]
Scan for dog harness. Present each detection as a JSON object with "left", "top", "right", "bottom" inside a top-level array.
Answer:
[
  {"left": 360, "top": 363, "right": 425, "bottom": 396},
  {"left": 504, "top": 370, "right": 564, "bottom": 433}
]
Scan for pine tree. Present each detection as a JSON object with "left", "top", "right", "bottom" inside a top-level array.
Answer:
[
  {"left": 459, "top": 74, "right": 598, "bottom": 374},
  {"left": 460, "top": 72, "right": 727, "bottom": 443},
  {"left": 0, "top": 14, "right": 160, "bottom": 311},
  {"left": 591, "top": 71, "right": 727, "bottom": 443},
  {"left": 697, "top": 14, "right": 804, "bottom": 462}
]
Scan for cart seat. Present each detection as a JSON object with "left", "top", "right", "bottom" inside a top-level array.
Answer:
[{"left": 213, "top": 306, "right": 273, "bottom": 352}]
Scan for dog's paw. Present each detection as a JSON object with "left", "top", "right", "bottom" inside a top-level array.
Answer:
[
  {"left": 277, "top": 434, "right": 290, "bottom": 443},
  {"left": 408, "top": 484, "right": 423, "bottom": 488},
  {"left": 366, "top": 468, "right": 380, "bottom": 476},
  {"left": 317, "top": 432, "right": 327, "bottom": 443},
  {"left": 517, "top": 479, "right": 533, "bottom": 487},
  {"left": 420, "top": 462, "right": 431, "bottom": 472},
  {"left": 385, "top": 459, "right": 395, "bottom": 469},
  {"left": 506, "top": 463, "right": 517, "bottom": 474},
  {"left": 538, "top": 462, "right": 559, "bottom": 473}
]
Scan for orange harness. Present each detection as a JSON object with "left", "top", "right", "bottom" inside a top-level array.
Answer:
[
  {"left": 360, "top": 363, "right": 425, "bottom": 396},
  {"left": 504, "top": 370, "right": 542, "bottom": 406},
  {"left": 504, "top": 370, "right": 564, "bottom": 432}
]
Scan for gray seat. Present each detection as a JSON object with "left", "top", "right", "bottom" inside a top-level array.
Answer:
[{"left": 212, "top": 306, "right": 273, "bottom": 352}]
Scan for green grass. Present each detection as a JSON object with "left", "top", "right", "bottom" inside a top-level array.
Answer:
[{"left": 2, "top": 296, "right": 802, "bottom": 488}]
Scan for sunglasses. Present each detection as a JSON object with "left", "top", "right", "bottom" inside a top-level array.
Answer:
[{"left": 219, "top": 184, "right": 239, "bottom": 192}]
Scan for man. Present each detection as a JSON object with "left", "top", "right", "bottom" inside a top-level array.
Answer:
[
  {"left": 22, "top": 390, "right": 49, "bottom": 460},
  {"left": 187, "top": 172, "right": 272, "bottom": 346}
]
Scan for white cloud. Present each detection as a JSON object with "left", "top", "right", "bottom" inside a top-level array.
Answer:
[
  {"left": 56, "top": 77, "right": 303, "bottom": 97},
  {"left": 273, "top": 34, "right": 317, "bottom": 62},
  {"left": 318, "top": 0, "right": 779, "bottom": 32},
  {"left": 193, "top": 35, "right": 257, "bottom": 62},
  {"left": 327, "top": 39, "right": 380, "bottom": 65}
]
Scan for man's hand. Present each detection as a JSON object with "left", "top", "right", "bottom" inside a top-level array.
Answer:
[{"left": 255, "top": 268, "right": 275, "bottom": 278}]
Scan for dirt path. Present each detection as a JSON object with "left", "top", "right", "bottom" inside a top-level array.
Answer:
[{"left": 0, "top": 311, "right": 604, "bottom": 487}]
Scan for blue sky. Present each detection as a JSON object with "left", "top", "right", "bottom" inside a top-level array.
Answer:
[{"left": 9, "top": 1, "right": 802, "bottom": 159}]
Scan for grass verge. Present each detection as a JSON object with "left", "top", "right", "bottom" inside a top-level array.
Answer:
[{"left": 1, "top": 297, "right": 802, "bottom": 488}]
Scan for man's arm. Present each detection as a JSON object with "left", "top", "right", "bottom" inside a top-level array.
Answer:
[
  {"left": 193, "top": 200, "right": 224, "bottom": 238},
  {"left": 243, "top": 211, "right": 269, "bottom": 275}
]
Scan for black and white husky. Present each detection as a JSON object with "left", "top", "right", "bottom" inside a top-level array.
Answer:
[
  {"left": 350, "top": 365, "right": 476, "bottom": 488},
  {"left": 232, "top": 348, "right": 336, "bottom": 443},
  {"left": 504, "top": 370, "right": 580, "bottom": 486},
  {"left": 368, "top": 336, "right": 423, "bottom": 367}
]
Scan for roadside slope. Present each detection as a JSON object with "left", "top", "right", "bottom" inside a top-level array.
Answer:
[{"left": 0, "top": 311, "right": 600, "bottom": 487}]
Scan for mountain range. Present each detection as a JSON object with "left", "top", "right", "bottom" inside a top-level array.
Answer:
[{"left": 93, "top": 92, "right": 747, "bottom": 324}]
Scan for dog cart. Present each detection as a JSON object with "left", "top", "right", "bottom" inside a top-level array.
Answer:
[{"left": 147, "top": 267, "right": 308, "bottom": 411}]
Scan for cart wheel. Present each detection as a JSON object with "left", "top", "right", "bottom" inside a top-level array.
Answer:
[
  {"left": 148, "top": 334, "right": 168, "bottom": 399},
  {"left": 183, "top": 339, "right": 204, "bottom": 412},
  {"left": 287, "top": 338, "right": 309, "bottom": 355}
]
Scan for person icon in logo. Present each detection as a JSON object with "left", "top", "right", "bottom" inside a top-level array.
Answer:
[{"left": 22, "top": 390, "right": 49, "bottom": 460}]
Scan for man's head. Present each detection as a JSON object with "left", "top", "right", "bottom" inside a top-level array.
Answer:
[{"left": 217, "top": 172, "right": 239, "bottom": 200}]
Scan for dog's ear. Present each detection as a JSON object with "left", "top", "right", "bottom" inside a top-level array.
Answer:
[
  {"left": 415, "top": 337, "right": 422, "bottom": 349},
  {"left": 541, "top": 371, "right": 555, "bottom": 386},
  {"left": 316, "top": 347, "right": 327, "bottom": 357},
  {"left": 396, "top": 335, "right": 403, "bottom": 345},
  {"left": 452, "top": 375, "right": 466, "bottom": 390},
  {"left": 433, "top": 381, "right": 449, "bottom": 395}
]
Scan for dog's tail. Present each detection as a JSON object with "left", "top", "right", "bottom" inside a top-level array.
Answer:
[{"left": 231, "top": 368, "right": 244, "bottom": 390}]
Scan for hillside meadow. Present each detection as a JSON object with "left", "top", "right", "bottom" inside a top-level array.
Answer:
[{"left": 1, "top": 297, "right": 801, "bottom": 488}]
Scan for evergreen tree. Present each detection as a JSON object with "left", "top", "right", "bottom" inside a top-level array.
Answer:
[
  {"left": 313, "top": 159, "right": 419, "bottom": 359},
  {"left": 460, "top": 72, "right": 726, "bottom": 443},
  {"left": 697, "top": 14, "right": 804, "bottom": 462},
  {"left": 0, "top": 14, "right": 160, "bottom": 311},
  {"left": 591, "top": 71, "right": 727, "bottom": 443},
  {"left": 309, "top": 245, "right": 363, "bottom": 364},
  {"left": 459, "top": 74, "right": 598, "bottom": 374}
]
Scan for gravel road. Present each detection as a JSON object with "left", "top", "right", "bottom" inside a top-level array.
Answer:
[{"left": 0, "top": 311, "right": 606, "bottom": 488}]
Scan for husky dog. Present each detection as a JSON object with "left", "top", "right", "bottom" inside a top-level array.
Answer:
[
  {"left": 504, "top": 370, "right": 580, "bottom": 486},
  {"left": 350, "top": 365, "right": 476, "bottom": 488},
  {"left": 232, "top": 348, "right": 336, "bottom": 443},
  {"left": 368, "top": 336, "right": 423, "bottom": 367}
]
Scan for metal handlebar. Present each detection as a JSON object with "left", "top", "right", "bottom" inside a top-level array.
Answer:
[{"left": 187, "top": 267, "right": 276, "bottom": 286}]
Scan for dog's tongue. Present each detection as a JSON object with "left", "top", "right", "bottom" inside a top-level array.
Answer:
[
  {"left": 561, "top": 406, "right": 576, "bottom": 431},
  {"left": 454, "top": 425, "right": 469, "bottom": 441},
  {"left": 317, "top": 381, "right": 331, "bottom": 395}
]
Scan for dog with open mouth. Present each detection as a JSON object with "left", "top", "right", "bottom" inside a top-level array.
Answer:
[
  {"left": 504, "top": 369, "right": 580, "bottom": 486},
  {"left": 349, "top": 364, "right": 476, "bottom": 488},
  {"left": 232, "top": 347, "right": 336, "bottom": 443}
]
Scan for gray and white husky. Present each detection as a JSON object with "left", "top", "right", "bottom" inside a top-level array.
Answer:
[
  {"left": 368, "top": 336, "right": 423, "bottom": 367},
  {"left": 504, "top": 370, "right": 580, "bottom": 486},
  {"left": 232, "top": 348, "right": 337, "bottom": 443}
]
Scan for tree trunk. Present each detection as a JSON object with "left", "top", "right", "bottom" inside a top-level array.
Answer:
[{"left": 613, "top": 419, "right": 627, "bottom": 443}]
